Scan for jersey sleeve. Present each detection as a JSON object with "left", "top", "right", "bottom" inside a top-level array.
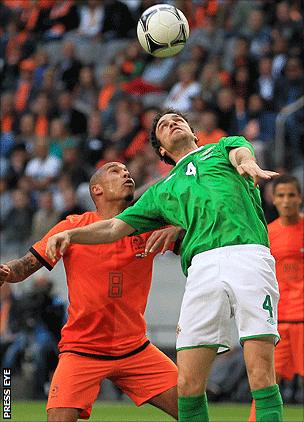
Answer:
[
  {"left": 30, "top": 218, "right": 76, "bottom": 270},
  {"left": 115, "top": 187, "right": 168, "bottom": 234},
  {"left": 217, "top": 136, "right": 255, "bottom": 160}
]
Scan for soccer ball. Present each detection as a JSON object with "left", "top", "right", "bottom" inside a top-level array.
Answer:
[{"left": 137, "top": 4, "right": 189, "bottom": 58}]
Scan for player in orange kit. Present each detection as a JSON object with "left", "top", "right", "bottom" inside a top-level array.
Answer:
[
  {"left": 0, "top": 162, "right": 180, "bottom": 422},
  {"left": 249, "top": 174, "right": 303, "bottom": 421}
]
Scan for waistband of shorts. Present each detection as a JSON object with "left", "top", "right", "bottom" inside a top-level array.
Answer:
[
  {"left": 192, "top": 244, "right": 271, "bottom": 264},
  {"left": 59, "top": 340, "right": 150, "bottom": 360}
]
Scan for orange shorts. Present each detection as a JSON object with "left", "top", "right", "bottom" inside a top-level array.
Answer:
[
  {"left": 275, "top": 322, "right": 304, "bottom": 380},
  {"left": 46, "top": 343, "right": 177, "bottom": 419}
]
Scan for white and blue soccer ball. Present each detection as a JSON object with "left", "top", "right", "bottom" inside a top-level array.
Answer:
[{"left": 137, "top": 4, "right": 189, "bottom": 58}]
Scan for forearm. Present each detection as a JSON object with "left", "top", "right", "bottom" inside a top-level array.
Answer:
[
  {"left": 229, "top": 147, "right": 255, "bottom": 169},
  {"left": 68, "top": 218, "right": 134, "bottom": 245},
  {"left": 5, "top": 253, "right": 42, "bottom": 283}
]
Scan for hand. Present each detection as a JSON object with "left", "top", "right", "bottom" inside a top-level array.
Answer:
[
  {"left": 236, "top": 160, "right": 279, "bottom": 187},
  {"left": 46, "top": 231, "right": 71, "bottom": 262},
  {"left": 0, "top": 264, "right": 11, "bottom": 286},
  {"left": 145, "top": 226, "right": 182, "bottom": 254}
]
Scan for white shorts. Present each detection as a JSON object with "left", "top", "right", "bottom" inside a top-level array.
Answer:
[{"left": 176, "top": 244, "right": 280, "bottom": 353}]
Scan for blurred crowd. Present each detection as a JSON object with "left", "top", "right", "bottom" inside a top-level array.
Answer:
[{"left": 1, "top": 0, "right": 304, "bottom": 255}]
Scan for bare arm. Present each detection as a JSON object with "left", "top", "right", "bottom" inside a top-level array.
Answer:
[
  {"left": 229, "top": 147, "right": 279, "bottom": 187},
  {"left": 46, "top": 218, "right": 135, "bottom": 261},
  {"left": 0, "top": 252, "right": 43, "bottom": 286}
]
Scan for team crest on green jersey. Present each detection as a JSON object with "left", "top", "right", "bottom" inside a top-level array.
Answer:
[{"left": 200, "top": 146, "right": 215, "bottom": 160}]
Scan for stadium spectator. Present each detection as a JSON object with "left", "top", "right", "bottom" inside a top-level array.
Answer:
[
  {"left": 199, "top": 61, "right": 226, "bottom": 103},
  {"left": 249, "top": 174, "right": 303, "bottom": 421},
  {"left": 77, "top": 0, "right": 104, "bottom": 39},
  {"left": 16, "top": 113, "right": 37, "bottom": 153},
  {"left": 25, "top": 138, "right": 62, "bottom": 192},
  {"left": 60, "top": 140, "right": 91, "bottom": 189},
  {"left": 73, "top": 65, "right": 98, "bottom": 114},
  {"left": 0, "top": 92, "right": 17, "bottom": 136},
  {"left": 54, "top": 90, "right": 87, "bottom": 136},
  {"left": 0, "top": 164, "right": 180, "bottom": 421},
  {"left": 214, "top": 87, "right": 238, "bottom": 135},
  {"left": 31, "top": 190, "right": 60, "bottom": 243},
  {"left": 273, "top": 56, "right": 304, "bottom": 168},
  {"left": 2, "top": 188, "right": 33, "bottom": 255},
  {"left": 43, "top": 0, "right": 79, "bottom": 41},
  {"left": 0, "top": 177, "right": 13, "bottom": 230},
  {"left": 15, "top": 58, "right": 35, "bottom": 113},
  {"left": 196, "top": 110, "right": 227, "bottom": 147},
  {"left": 124, "top": 107, "right": 159, "bottom": 160},
  {"left": 241, "top": 8, "right": 271, "bottom": 59},
  {"left": 58, "top": 187, "right": 84, "bottom": 221},
  {"left": 255, "top": 56, "right": 275, "bottom": 107},
  {"left": 48, "top": 118, "right": 73, "bottom": 159},
  {"left": 32, "top": 48, "right": 50, "bottom": 90},
  {"left": 5, "top": 143, "right": 29, "bottom": 190},
  {"left": 163, "top": 62, "right": 201, "bottom": 112},
  {"left": 29, "top": 92, "right": 52, "bottom": 138},
  {"left": 109, "top": 109, "right": 139, "bottom": 152},
  {"left": 55, "top": 41, "right": 82, "bottom": 91},
  {"left": 99, "top": 0, "right": 136, "bottom": 41},
  {"left": 2, "top": 275, "right": 65, "bottom": 399},
  {"left": 80, "top": 110, "right": 109, "bottom": 167}
]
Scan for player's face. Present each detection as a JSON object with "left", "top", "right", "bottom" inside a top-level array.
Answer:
[
  {"left": 100, "top": 162, "right": 135, "bottom": 201},
  {"left": 273, "top": 183, "right": 302, "bottom": 218},
  {"left": 156, "top": 113, "right": 197, "bottom": 157}
]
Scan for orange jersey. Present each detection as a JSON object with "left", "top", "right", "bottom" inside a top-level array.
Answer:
[
  {"left": 268, "top": 217, "right": 304, "bottom": 321},
  {"left": 31, "top": 211, "right": 159, "bottom": 356}
]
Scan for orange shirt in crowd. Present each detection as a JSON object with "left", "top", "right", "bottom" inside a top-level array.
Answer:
[
  {"left": 124, "top": 129, "right": 148, "bottom": 159},
  {"left": 196, "top": 129, "right": 227, "bottom": 147},
  {"left": 268, "top": 217, "right": 304, "bottom": 321},
  {"left": 31, "top": 211, "right": 159, "bottom": 356},
  {"left": 35, "top": 115, "right": 49, "bottom": 137}
]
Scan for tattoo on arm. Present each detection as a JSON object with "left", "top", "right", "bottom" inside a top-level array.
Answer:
[{"left": 6, "top": 252, "right": 43, "bottom": 282}]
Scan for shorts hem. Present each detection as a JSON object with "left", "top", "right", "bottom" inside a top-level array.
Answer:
[
  {"left": 240, "top": 334, "right": 280, "bottom": 345},
  {"left": 136, "top": 380, "right": 178, "bottom": 407},
  {"left": 176, "top": 344, "right": 230, "bottom": 353}
]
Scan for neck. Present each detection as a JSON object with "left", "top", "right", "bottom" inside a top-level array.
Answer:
[
  {"left": 96, "top": 199, "right": 129, "bottom": 219},
  {"left": 171, "top": 142, "right": 198, "bottom": 164},
  {"left": 279, "top": 214, "right": 300, "bottom": 226}
]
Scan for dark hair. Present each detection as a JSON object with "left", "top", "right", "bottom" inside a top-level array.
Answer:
[
  {"left": 149, "top": 109, "right": 195, "bottom": 166},
  {"left": 272, "top": 174, "right": 301, "bottom": 194}
]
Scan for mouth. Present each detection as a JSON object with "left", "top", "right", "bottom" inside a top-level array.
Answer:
[
  {"left": 123, "top": 179, "right": 135, "bottom": 187},
  {"left": 171, "top": 127, "right": 181, "bottom": 135}
]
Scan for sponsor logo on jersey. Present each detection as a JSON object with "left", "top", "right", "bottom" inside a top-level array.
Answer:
[
  {"left": 267, "top": 317, "right": 276, "bottom": 325},
  {"left": 199, "top": 146, "right": 215, "bottom": 160},
  {"left": 200, "top": 146, "right": 215, "bottom": 157}
]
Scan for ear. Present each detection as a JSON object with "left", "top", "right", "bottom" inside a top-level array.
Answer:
[
  {"left": 91, "top": 184, "right": 103, "bottom": 196},
  {"left": 159, "top": 146, "right": 166, "bottom": 157}
]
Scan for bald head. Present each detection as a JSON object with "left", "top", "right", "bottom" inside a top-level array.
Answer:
[{"left": 89, "top": 162, "right": 135, "bottom": 204}]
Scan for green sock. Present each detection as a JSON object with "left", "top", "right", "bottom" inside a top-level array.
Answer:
[
  {"left": 251, "top": 384, "right": 283, "bottom": 422},
  {"left": 178, "top": 394, "right": 209, "bottom": 421}
]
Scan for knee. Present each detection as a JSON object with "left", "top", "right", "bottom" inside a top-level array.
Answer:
[
  {"left": 247, "top": 364, "right": 276, "bottom": 390},
  {"left": 178, "top": 373, "right": 205, "bottom": 397}
]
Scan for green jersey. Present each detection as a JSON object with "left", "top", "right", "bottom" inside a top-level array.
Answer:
[{"left": 117, "top": 136, "right": 269, "bottom": 275}]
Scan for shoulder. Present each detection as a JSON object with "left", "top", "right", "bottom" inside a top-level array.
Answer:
[{"left": 65, "top": 211, "right": 97, "bottom": 227}]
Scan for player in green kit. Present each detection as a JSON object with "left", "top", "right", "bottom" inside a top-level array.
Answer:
[{"left": 46, "top": 110, "right": 283, "bottom": 422}]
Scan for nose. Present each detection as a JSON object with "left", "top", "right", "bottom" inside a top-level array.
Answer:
[
  {"left": 169, "top": 120, "right": 177, "bottom": 128},
  {"left": 123, "top": 169, "right": 131, "bottom": 178}
]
